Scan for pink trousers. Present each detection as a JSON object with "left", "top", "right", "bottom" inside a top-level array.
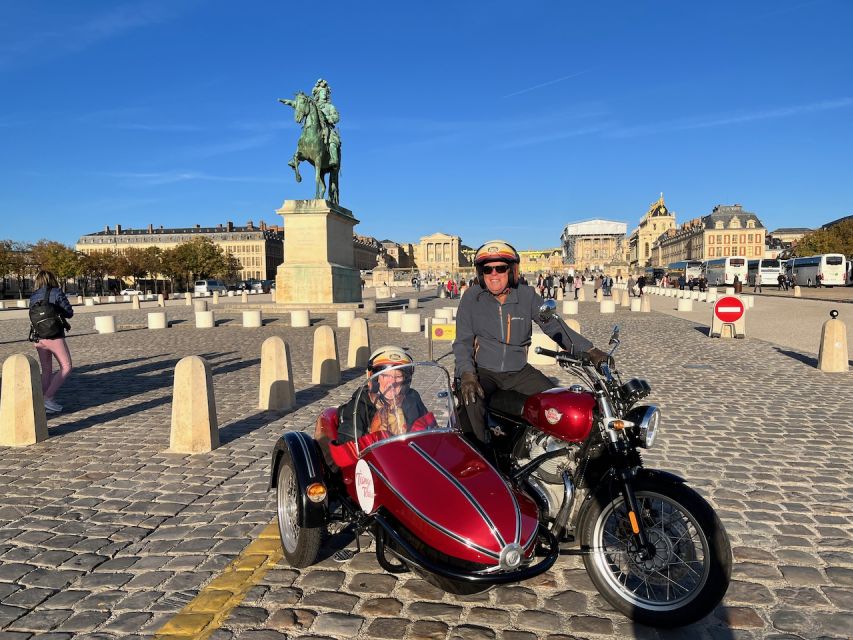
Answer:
[{"left": 34, "top": 337, "right": 73, "bottom": 401}]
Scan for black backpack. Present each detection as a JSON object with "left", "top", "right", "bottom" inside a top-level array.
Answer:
[{"left": 29, "top": 288, "right": 65, "bottom": 340}]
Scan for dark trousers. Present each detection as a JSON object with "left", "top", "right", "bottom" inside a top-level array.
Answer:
[{"left": 463, "top": 364, "right": 553, "bottom": 442}]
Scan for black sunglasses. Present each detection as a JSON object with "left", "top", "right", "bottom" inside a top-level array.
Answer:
[{"left": 482, "top": 264, "right": 509, "bottom": 274}]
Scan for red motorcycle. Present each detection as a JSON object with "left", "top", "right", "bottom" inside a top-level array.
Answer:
[{"left": 269, "top": 303, "right": 731, "bottom": 627}]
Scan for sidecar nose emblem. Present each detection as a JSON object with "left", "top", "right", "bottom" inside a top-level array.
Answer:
[{"left": 499, "top": 543, "right": 523, "bottom": 570}]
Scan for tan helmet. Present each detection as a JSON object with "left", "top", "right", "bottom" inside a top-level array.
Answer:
[
  {"left": 473, "top": 240, "right": 520, "bottom": 288},
  {"left": 367, "top": 345, "right": 413, "bottom": 374}
]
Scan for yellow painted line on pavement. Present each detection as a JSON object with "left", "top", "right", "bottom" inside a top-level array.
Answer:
[{"left": 154, "top": 519, "right": 282, "bottom": 640}]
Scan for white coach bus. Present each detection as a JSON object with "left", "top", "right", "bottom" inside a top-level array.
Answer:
[
  {"left": 704, "top": 257, "right": 748, "bottom": 286},
  {"left": 786, "top": 254, "right": 847, "bottom": 287},
  {"left": 747, "top": 259, "right": 784, "bottom": 286}
]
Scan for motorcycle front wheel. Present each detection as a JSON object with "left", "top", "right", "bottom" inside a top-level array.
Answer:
[
  {"left": 578, "top": 479, "right": 731, "bottom": 628},
  {"left": 276, "top": 458, "right": 322, "bottom": 568}
]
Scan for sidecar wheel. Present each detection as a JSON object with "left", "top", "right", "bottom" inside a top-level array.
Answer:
[
  {"left": 276, "top": 457, "right": 322, "bottom": 568},
  {"left": 578, "top": 480, "right": 731, "bottom": 628}
]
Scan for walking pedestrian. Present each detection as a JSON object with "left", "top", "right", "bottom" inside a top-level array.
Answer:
[{"left": 29, "top": 270, "right": 74, "bottom": 414}]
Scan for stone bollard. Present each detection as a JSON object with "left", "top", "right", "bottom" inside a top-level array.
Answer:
[
  {"left": 595, "top": 289, "right": 603, "bottom": 302},
  {"left": 241, "top": 290, "right": 249, "bottom": 304},
  {"left": 691, "top": 291, "right": 700, "bottom": 301},
  {"left": 259, "top": 336, "right": 295, "bottom": 410},
  {"left": 76, "top": 295, "right": 84, "bottom": 304},
  {"left": 408, "top": 297, "right": 419, "bottom": 309},
  {"left": 0, "top": 300, "right": 5, "bottom": 310},
  {"left": 744, "top": 295, "right": 755, "bottom": 309},
  {"left": 228, "top": 290, "right": 235, "bottom": 297},
  {"left": 725, "top": 287, "right": 735, "bottom": 295},
  {"left": 401, "top": 313, "right": 421, "bottom": 333},
  {"left": 556, "top": 288, "right": 564, "bottom": 301},
  {"left": 562, "top": 300, "right": 578, "bottom": 315},
  {"left": 528, "top": 328, "right": 560, "bottom": 365},
  {"left": 312, "top": 326, "right": 341, "bottom": 385},
  {"left": 621, "top": 289, "right": 631, "bottom": 307},
  {"left": 185, "top": 292, "right": 192, "bottom": 306},
  {"left": 170, "top": 356, "right": 218, "bottom": 453},
  {"left": 94, "top": 315, "right": 116, "bottom": 334},
  {"left": 600, "top": 300, "right": 616, "bottom": 314},
  {"left": 699, "top": 292, "right": 708, "bottom": 302},
  {"left": 677, "top": 299, "right": 693, "bottom": 312},
  {"left": 16, "top": 299, "right": 27, "bottom": 309},
  {"left": 434, "top": 308, "right": 453, "bottom": 322},
  {"left": 818, "top": 310, "right": 849, "bottom": 372},
  {"left": 0, "top": 354, "right": 48, "bottom": 447},
  {"left": 362, "top": 299, "right": 377, "bottom": 314},
  {"left": 212, "top": 291, "right": 219, "bottom": 305},
  {"left": 108, "top": 295, "right": 116, "bottom": 303},
  {"left": 157, "top": 294, "right": 165, "bottom": 307},
  {"left": 630, "top": 298, "right": 642, "bottom": 312},
  {"left": 148, "top": 312, "right": 168, "bottom": 330},
  {"left": 195, "top": 311, "right": 215, "bottom": 328},
  {"left": 242, "top": 310, "right": 263, "bottom": 328},
  {"left": 348, "top": 318, "right": 371, "bottom": 368},
  {"left": 443, "top": 306, "right": 458, "bottom": 319},
  {"left": 577, "top": 287, "right": 586, "bottom": 302},
  {"left": 387, "top": 309, "right": 405, "bottom": 328},
  {"left": 291, "top": 309, "right": 310, "bottom": 327},
  {"left": 793, "top": 285, "right": 801, "bottom": 298},
  {"left": 84, "top": 298, "right": 95, "bottom": 307},
  {"left": 707, "top": 287, "right": 718, "bottom": 298},
  {"left": 337, "top": 310, "right": 355, "bottom": 328},
  {"left": 565, "top": 318, "right": 581, "bottom": 334},
  {"left": 122, "top": 295, "right": 130, "bottom": 302},
  {"left": 132, "top": 295, "right": 141, "bottom": 310},
  {"left": 641, "top": 296, "right": 651, "bottom": 312},
  {"left": 193, "top": 300, "right": 208, "bottom": 313}
]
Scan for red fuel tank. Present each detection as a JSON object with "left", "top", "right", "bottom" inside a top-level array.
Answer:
[{"left": 523, "top": 387, "right": 596, "bottom": 442}]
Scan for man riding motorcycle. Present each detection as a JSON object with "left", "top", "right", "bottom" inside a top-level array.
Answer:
[{"left": 452, "top": 240, "right": 608, "bottom": 446}]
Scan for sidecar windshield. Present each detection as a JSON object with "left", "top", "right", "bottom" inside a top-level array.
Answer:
[{"left": 352, "top": 361, "right": 458, "bottom": 457}]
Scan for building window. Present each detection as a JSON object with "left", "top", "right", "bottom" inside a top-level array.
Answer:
[
  {"left": 708, "top": 235, "right": 715, "bottom": 244},
  {"left": 748, "top": 234, "right": 753, "bottom": 243},
  {"left": 724, "top": 235, "right": 729, "bottom": 244},
  {"left": 717, "top": 234, "right": 722, "bottom": 244}
]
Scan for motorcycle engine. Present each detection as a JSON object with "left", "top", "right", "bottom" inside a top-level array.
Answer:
[{"left": 516, "top": 431, "right": 577, "bottom": 521}]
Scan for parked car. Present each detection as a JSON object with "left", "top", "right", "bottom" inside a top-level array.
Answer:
[
  {"left": 194, "top": 279, "right": 227, "bottom": 294},
  {"left": 120, "top": 288, "right": 144, "bottom": 296}
]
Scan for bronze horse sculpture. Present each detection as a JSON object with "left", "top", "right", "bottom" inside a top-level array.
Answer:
[{"left": 279, "top": 92, "right": 340, "bottom": 204}]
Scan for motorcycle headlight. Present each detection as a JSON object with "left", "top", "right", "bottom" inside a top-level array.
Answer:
[{"left": 638, "top": 405, "right": 660, "bottom": 449}]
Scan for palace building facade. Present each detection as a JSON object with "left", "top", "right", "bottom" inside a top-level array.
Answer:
[
  {"left": 559, "top": 219, "right": 628, "bottom": 276},
  {"left": 628, "top": 194, "right": 677, "bottom": 270}
]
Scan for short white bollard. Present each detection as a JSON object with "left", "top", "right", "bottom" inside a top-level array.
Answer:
[
  {"left": 600, "top": 300, "right": 616, "bottom": 314},
  {"left": 725, "top": 287, "right": 735, "bottom": 295},
  {"left": 0, "top": 354, "right": 48, "bottom": 447},
  {"left": 677, "top": 299, "right": 693, "bottom": 312},
  {"left": 744, "top": 295, "right": 755, "bottom": 309},
  {"left": 242, "top": 310, "right": 263, "bottom": 328},
  {"left": 562, "top": 300, "right": 578, "bottom": 315},
  {"left": 818, "top": 310, "right": 849, "bottom": 372},
  {"left": 84, "top": 298, "right": 95, "bottom": 307},
  {"left": 228, "top": 290, "right": 235, "bottom": 297},
  {"left": 259, "top": 336, "right": 295, "bottom": 410},
  {"left": 621, "top": 289, "right": 631, "bottom": 307},
  {"left": 630, "top": 298, "right": 642, "bottom": 312},
  {"left": 577, "top": 287, "right": 586, "bottom": 302},
  {"left": 361, "top": 299, "right": 377, "bottom": 314},
  {"left": 170, "top": 355, "right": 218, "bottom": 453},
  {"left": 212, "top": 291, "right": 220, "bottom": 305},
  {"left": 94, "top": 315, "right": 116, "bottom": 334},
  {"left": 707, "top": 287, "right": 718, "bottom": 298},
  {"left": 241, "top": 290, "right": 249, "bottom": 304},
  {"left": 132, "top": 296, "right": 141, "bottom": 310},
  {"left": 443, "top": 306, "right": 457, "bottom": 319},
  {"left": 699, "top": 292, "right": 708, "bottom": 302},
  {"left": 291, "top": 310, "right": 310, "bottom": 327},
  {"left": 122, "top": 295, "right": 130, "bottom": 302},
  {"left": 691, "top": 291, "right": 700, "bottom": 301},
  {"left": 193, "top": 300, "right": 208, "bottom": 313},
  {"left": 185, "top": 292, "right": 192, "bottom": 306},
  {"left": 107, "top": 295, "right": 116, "bottom": 303},
  {"left": 401, "top": 313, "right": 421, "bottom": 333},
  {"left": 793, "top": 286, "right": 801, "bottom": 298},
  {"left": 641, "top": 296, "right": 651, "bottom": 312},
  {"left": 157, "top": 294, "right": 165, "bottom": 307},
  {"left": 312, "top": 326, "right": 341, "bottom": 385},
  {"left": 434, "top": 308, "right": 453, "bottom": 322},
  {"left": 76, "top": 295, "right": 84, "bottom": 305},
  {"left": 92, "top": 296, "right": 101, "bottom": 304},
  {"left": 148, "top": 312, "right": 168, "bottom": 329},
  {"left": 195, "top": 311, "right": 215, "bottom": 329},
  {"left": 387, "top": 309, "right": 405, "bottom": 328},
  {"left": 408, "top": 298, "right": 419, "bottom": 309},
  {"left": 337, "top": 310, "right": 355, "bottom": 328},
  {"left": 528, "top": 329, "right": 559, "bottom": 365}
]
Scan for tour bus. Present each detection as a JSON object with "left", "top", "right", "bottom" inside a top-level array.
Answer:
[
  {"left": 643, "top": 266, "right": 665, "bottom": 284},
  {"left": 667, "top": 260, "right": 704, "bottom": 282},
  {"left": 703, "top": 257, "right": 748, "bottom": 286},
  {"left": 747, "top": 258, "right": 784, "bottom": 286},
  {"left": 785, "top": 254, "right": 847, "bottom": 287}
]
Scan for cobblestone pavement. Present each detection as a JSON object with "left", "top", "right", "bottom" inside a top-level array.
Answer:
[{"left": 0, "top": 295, "right": 851, "bottom": 639}]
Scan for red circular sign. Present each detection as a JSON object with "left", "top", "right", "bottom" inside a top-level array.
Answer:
[
  {"left": 435, "top": 327, "right": 444, "bottom": 337},
  {"left": 714, "top": 296, "right": 744, "bottom": 323}
]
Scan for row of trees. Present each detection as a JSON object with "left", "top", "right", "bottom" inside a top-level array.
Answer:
[
  {"left": 792, "top": 218, "right": 853, "bottom": 257},
  {"left": 0, "top": 237, "right": 242, "bottom": 297}
]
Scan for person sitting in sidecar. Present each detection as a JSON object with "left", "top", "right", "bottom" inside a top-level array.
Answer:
[{"left": 320, "top": 346, "right": 437, "bottom": 469}]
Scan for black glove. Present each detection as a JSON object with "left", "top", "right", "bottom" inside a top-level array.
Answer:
[
  {"left": 460, "top": 371, "right": 485, "bottom": 406},
  {"left": 583, "top": 347, "right": 610, "bottom": 367}
]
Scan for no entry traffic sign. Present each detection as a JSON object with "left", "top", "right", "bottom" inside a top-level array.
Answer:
[{"left": 714, "top": 296, "right": 745, "bottom": 323}]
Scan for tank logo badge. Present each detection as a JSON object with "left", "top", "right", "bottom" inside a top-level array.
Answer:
[
  {"left": 544, "top": 408, "right": 563, "bottom": 425},
  {"left": 354, "top": 459, "right": 376, "bottom": 513}
]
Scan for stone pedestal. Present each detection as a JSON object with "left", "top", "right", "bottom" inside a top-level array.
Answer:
[
  {"left": 275, "top": 199, "right": 362, "bottom": 304},
  {"left": 371, "top": 266, "right": 394, "bottom": 289}
]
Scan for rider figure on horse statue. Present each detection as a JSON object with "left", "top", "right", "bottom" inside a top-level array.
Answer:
[{"left": 278, "top": 78, "right": 341, "bottom": 204}]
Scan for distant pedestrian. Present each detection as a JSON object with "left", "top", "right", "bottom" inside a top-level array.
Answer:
[
  {"left": 637, "top": 275, "right": 646, "bottom": 296},
  {"left": 753, "top": 276, "right": 762, "bottom": 293},
  {"left": 29, "top": 270, "right": 74, "bottom": 414},
  {"left": 573, "top": 274, "right": 581, "bottom": 300},
  {"left": 777, "top": 273, "right": 785, "bottom": 291},
  {"left": 627, "top": 275, "right": 636, "bottom": 297}
]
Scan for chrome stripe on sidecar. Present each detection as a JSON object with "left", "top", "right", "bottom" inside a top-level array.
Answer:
[
  {"left": 408, "top": 441, "right": 507, "bottom": 550},
  {"left": 455, "top": 435, "right": 522, "bottom": 546},
  {"left": 367, "top": 461, "right": 501, "bottom": 561},
  {"left": 296, "top": 432, "right": 314, "bottom": 478}
]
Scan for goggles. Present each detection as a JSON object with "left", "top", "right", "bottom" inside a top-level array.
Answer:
[{"left": 482, "top": 264, "right": 510, "bottom": 275}]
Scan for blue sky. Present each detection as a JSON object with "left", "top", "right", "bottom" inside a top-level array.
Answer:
[{"left": 1, "top": 0, "right": 851, "bottom": 250}]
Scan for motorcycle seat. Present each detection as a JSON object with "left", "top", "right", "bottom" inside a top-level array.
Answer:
[{"left": 488, "top": 389, "right": 528, "bottom": 419}]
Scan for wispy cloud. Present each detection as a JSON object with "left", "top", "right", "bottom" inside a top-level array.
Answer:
[
  {"left": 495, "top": 123, "right": 614, "bottom": 149},
  {"left": 502, "top": 70, "right": 591, "bottom": 99},
  {"left": 180, "top": 133, "right": 277, "bottom": 159},
  {"left": 609, "top": 97, "right": 853, "bottom": 138},
  {"left": 103, "top": 170, "right": 279, "bottom": 186},
  {"left": 0, "top": 3, "right": 189, "bottom": 71},
  {"left": 108, "top": 122, "right": 204, "bottom": 133}
]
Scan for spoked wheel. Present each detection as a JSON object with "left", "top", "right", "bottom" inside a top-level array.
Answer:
[
  {"left": 276, "top": 458, "right": 322, "bottom": 568},
  {"left": 579, "top": 480, "right": 731, "bottom": 628}
]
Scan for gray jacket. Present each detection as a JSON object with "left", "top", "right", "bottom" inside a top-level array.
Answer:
[{"left": 453, "top": 284, "right": 594, "bottom": 376}]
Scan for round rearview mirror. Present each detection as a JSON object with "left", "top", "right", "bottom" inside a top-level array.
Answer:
[{"left": 538, "top": 299, "right": 557, "bottom": 322}]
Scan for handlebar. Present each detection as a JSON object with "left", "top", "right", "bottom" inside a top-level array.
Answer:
[{"left": 534, "top": 346, "right": 584, "bottom": 366}]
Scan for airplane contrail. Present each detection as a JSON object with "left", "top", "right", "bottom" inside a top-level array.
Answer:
[{"left": 502, "top": 70, "right": 590, "bottom": 99}]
